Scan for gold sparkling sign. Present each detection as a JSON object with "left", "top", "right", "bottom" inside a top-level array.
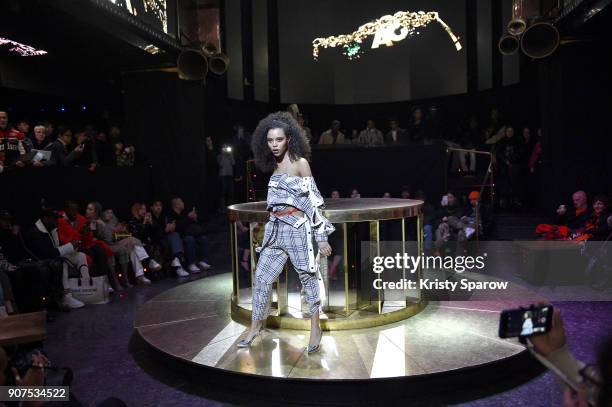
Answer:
[{"left": 312, "top": 11, "right": 462, "bottom": 60}]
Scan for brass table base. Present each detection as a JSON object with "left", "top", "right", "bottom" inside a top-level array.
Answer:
[{"left": 230, "top": 299, "right": 427, "bottom": 331}]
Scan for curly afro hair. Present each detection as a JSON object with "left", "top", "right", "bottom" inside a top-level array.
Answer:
[{"left": 251, "top": 111, "right": 311, "bottom": 173}]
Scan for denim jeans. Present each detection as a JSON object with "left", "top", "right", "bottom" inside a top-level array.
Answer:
[
  {"left": 166, "top": 232, "right": 184, "bottom": 258},
  {"left": 183, "top": 235, "right": 209, "bottom": 265}
]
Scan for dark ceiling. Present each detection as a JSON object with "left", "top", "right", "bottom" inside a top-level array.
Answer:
[{"left": 0, "top": 0, "right": 180, "bottom": 73}]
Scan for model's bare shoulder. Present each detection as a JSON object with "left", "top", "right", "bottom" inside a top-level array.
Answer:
[{"left": 296, "top": 157, "right": 312, "bottom": 177}]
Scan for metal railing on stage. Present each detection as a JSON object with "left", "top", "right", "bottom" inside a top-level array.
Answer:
[{"left": 445, "top": 147, "right": 495, "bottom": 206}]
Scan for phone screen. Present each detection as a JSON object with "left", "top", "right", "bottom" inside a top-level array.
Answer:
[{"left": 499, "top": 304, "right": 553, "bottom": 338}]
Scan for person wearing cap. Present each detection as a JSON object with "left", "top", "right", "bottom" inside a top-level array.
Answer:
[
  {"left": 461, "top": 191, "right": 491, "bottom": 238},
  {"left": 318, "top": 120, "right": 346, "bottom": 145},
  {"left": 24, "top": 209, "right": 85, "bottom": 309}
]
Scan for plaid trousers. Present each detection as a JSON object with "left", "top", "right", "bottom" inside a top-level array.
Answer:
[{"left": 252, "top": 218, "right": 320, "bottom": 321}]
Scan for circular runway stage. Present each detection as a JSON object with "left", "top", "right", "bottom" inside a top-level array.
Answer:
[{"left": 134, "top": 273, "right": 545, "bottom": 404}]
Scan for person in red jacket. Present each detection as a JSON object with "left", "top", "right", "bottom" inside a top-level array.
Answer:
[
  {"left": 536, "top": 191, "right": 590, "bottom": 240},
  {"left": 58, "top": 201, "right": 121, "bottom": 291},
  {"left": 0, "top": 110, "right": 27, "bottom": 170}
]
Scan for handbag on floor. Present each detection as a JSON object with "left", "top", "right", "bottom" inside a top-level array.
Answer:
[{"left": 68, "top": 264, "right": 110, "bottom": 305}]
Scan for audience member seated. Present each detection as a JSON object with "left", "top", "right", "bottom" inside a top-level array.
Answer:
[
  {"left": 583, "top": 195, "right": 611, "bottom": 241},
  {"left": 400, "top": 186, "right": 411, "bottom": 199},
  {"left": 1, "top": 210, "right": 71, "bottom": 312},
  {"left": 24, "top": 208, "right": 86, "bottom": 309},
  {"left": 408, "top": 107, "right": 427, "bottom": 143},
  {"left": 58, "top": 201, "right": 119, "bottom": 290},
  {"left": 0, "top": 211, "right": 29, "bottom": 265},
  {"left": 330, "top": 190, "right": 340, "bottom": 199},
  {"left": 356, "top": 120, "right": 384, "bottom": 146},
  {"left": 350, "top": 189, "right": 361, "bottom": 199},
  {"left": 109, "top": 126, "right": 135, "bottom": 167},
  {"left": 166, "top": 197, "right": 211, "bottom": 274},
  {"left": 72, "top": 129, "right": 98, "bottom": 171},
  {"left": 27, "top": 125, "right": 52, "bottom": 168},
  {"left": 319, "top": 120, "right": 346, "bottom": 145},
  {"left": 16, "top": 119, "right": 30, "bottom": 139},
  {"left": 126, "top": 203, "right": 163, "bottom": 270},
  {"left": 414, "top": 190, "right": 434, "bottom": 252},
  {"left": 536, "top": 190, "right": 590, "bottom": 240},
  {"left": 0, "top": 110, "right": 27, "bottom": 171},
  {"left": 149, "top": 200, "right": 189, "bottom": 277},
  {"left": 47, "top": 126, "right": 84, "bottom": 167},
  {"left": 384, "top": 119, "right": 408, "bottom": 145},
  {"left": 88, "top": 203, "right": 155, "bottom": 287},
  {"left": 42, "top": 120, "right": 55, "bottom": 141},
  {"left": 461, "top": 191, "right": 492, "bottom": 239},
  {"left": 0, "top": 249, "right": 17, "bottom": 316},
  {"left": 114, "top": 142, "right": 135, "bottom": 167},
  {"left": 434, "top": 191, "right": 474, "bottom": 253}
]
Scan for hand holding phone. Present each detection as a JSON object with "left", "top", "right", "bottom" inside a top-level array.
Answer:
[
  {"left": 528, "top": 308, "right": 566, "bottom": 356},
  {"left": 499, "top": 304, "right": 554, "bottom": 339}
]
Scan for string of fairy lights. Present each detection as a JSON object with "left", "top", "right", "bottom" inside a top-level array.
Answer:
[
  {"left": 0, "top": 37, "right": 47, "bottom": 56},
  {"left": 312, "top": 11, "right": 462, "bottom": 61}
]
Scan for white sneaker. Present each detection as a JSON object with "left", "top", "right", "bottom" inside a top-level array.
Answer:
[
  {"left": 148, "top": 259, "right": 162, "bottom": 271},
  {"left": 137, "top": 276, "right": 152, "bottom": 285},
  {"left": 465, "top": 227, "right": 476, "bottom": 239},
  {"left": 197, "top": 261, "right": 212, "bottom": 270},
  {"left": 108, "top": 286, "right": 115, "bottom": 294},
  {"left": 171, "top": 257, "right": 182, "bottom": 268},
  {"left": 188, "top": 264, "right": 202, "bottom": 273},
  {"left": 62, "top": 293, "right": 85, "bottom": 309},
  {"left": 175, "top": 266, "right": 189, "bottom": 277}
]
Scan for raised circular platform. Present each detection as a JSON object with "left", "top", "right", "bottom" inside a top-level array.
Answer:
[
  {"left": 134, "top": 273, "right": 544, "bottom": 397},
  {"left": 227, "top": 197, "right": 423, "bottom": 223}
]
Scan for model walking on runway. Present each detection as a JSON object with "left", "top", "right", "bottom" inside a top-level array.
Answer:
[{"left": 237, "top": 111, "right": 334, "bottom": 353}]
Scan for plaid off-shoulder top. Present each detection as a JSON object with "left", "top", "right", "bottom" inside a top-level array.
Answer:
[{"left": 266, "top": 173, "right": 335, "bottom": 242}]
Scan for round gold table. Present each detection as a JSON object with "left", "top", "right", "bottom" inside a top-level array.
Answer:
[{"left": 227, "top": 198, "right": 425, "bottom": 330}]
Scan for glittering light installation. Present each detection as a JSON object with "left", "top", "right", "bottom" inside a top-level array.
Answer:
[
  {"left": 105, "top": 0, "right": 168, "bottom": 34},
  {"left": 312, "top": 11, "right": 462, "bottom": 60},
  {"left": 144, "top": 0, "right": 168, "bottom": 33},
  {"left": 0, "top": 37, "right": 47, "bottom": 56}
]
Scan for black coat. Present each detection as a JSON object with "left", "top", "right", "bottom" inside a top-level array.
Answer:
[
  {"left": 46, "top": 140, "right": 81, "bottom": 167},
  {"left": 586, "top": 211, "right": 611, "bottom": 241},
  {"left": 24, "top": 221, "right": 74, "bottom": 260},
  {"left": 557, "top": 207, "right": 591, "bottom": 231}
]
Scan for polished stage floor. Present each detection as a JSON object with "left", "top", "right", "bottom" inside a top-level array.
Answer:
[{"left": 135, "top": 273, "right": 533, "bottom": 381}]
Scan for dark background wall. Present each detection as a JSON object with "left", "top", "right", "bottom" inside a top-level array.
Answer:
[
  {"left": 537, "top": 40, "right": 612, "bottom": 211},
  {"left": 122, "top": 72, "right": 207, "bottom": 207}
]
